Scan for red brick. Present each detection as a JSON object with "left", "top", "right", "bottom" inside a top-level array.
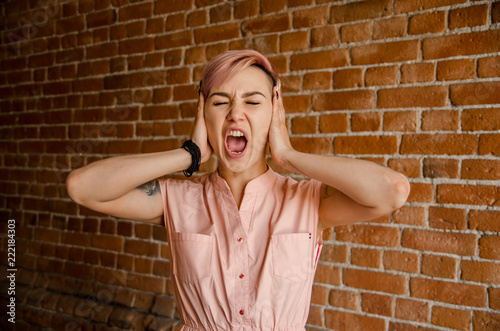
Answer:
[
  {"left": 393, "top": 206, "right": 425, "bottom": 225},
  {"left": 409, "top": 11, "right": 446, "bottom": 35},
  {"left": 461, "top": 260, "right": 500, "bottom": 284},
  {"left": 494, "top": 1, "right": 500, "bottom": 23},
  {"left": 431, "top": 306, "right": 471, "bottom": 330},
  {"left": 335, "top": 135, "right": 398, "bottom": 155},
  {"left": 351, "top": 247, "right": 381, "bottom": 268},
  {"left": 437, "top": 184, "right": 500, "bottom": 207},
  {"left": 254, "top": 35, "right": 279, "bottom": 55},
  {"left": 479, "top": 134, "right": 500, "bottom": 155},
  {"left": 330, "top": 0, "right": 392, "bottom": 23},
  {"left": 462, "top": 108, "right": 500, "bottom": 131},
  {"left": 384, "top": 111, "right": 417, "bottom": 132},
  {"left": 333, "top": 68, "right": 363, "bottom": 89},
  {"left": 335, "top": 224, "right": 400, "bottom": 247},
  {"left": 291, "top": 50, "right": 348, "bottom": 70},
  {"left": 311, "top": 26, "right": 339, "bottom": 48},
  {"left": 303, "top": 71, "right": 331, "bottom": 91},
  {"left": 280, "top": 31, "right": 308, "bottom": 52},
  {"left": 478, "top": 56, "right": 500, "bottom": 78},
  {"left": 241, "top": 13, "right": 290, "bottom": 35},
  {"left": 87, "top": 9, "right": 115, "bottom": 28},
  {"left": 119, "top": 38, "right": 154, "bottom": 55},
  {"left": 283, "top": 95, "right": 310, "bottom": 113},
  {"left": 469, "top": 210, "right": 500, "bottom": 232},
  {"left": 234, "top": 0, "right": 258, "bottom": 19},
  {"left": 293, "top": 6, "right": 328, "bottom": 28},
  {"left": 437, "top": 59, "right": 475, "bottom": 81},
  {"left": 424, "top": 30, "right": 500, "bottom": 59},
  {"left": 92, "top": 234, "right": 123, "bottom": 252},
  {"left": 396, "top": 298, "right": 429, "bottom": 323},
  {"left": 156, "top": 31, "right": 193, "bottom": 49},
  {"left": 422, "top": 110, "right": 459, "bottom": 131},
  {"left": 473, "top": 311, "right": 500, "bottom": 331},
  {"left": 411, "top": 277, "right": 486, "bottom": 307},
  {"left": 209, "top": 3, "right": 231, "bottom": 23},
  {"left": 402, "top": 228, "right": 477, "bottom": 255},
  {"left": 329, "top": 289, "right": 359, "bottom": 310},
  {"left": 124, "top": 238, "right": 159, "bottom": 257},
  {"left": 119, "top": 2, "right": 152, "bottom": 21},
  {"left": 306, "top": 305, "right": 323, "bottom": 327},
  {"left": 395, "top": 0, "right": 467, "bottom": 14},
  {"left": 309, "top": 284, "right": 328, "bottom": 306},
  {"left": 260, "top": 0, "right": 285, "bottom": 13},
  {"left": 319, "top": 114, "right": 348, "bottom": 133},
  {"left": 378, "top": 86, "right": 447, "bottom": 108},
  {"left": 142, "top": 139, "right": 180, "bottom": 153},
  {"left": 290, "top": 137, "right": 331, "bottom": 154},
  {"left": 401, "top": 62, "right": 435, "bottom": 83},
  {"left": 127, "top": 274, "right": 165, "bottom": 294},
  {"left": 166, "top": 12, "right": 186, "bottom": 31},
  {"left": 449, "top": 4, "right": 488, "bottom": 29},
  {"left": 314, "top": 263, "right": 340, "bottom": 285},
  {"left": 388, "top": 158, "right": 420, "bottom": 178},
  {"left": 331, "top": 311, "right": 386, "bottom": 331},
  {"left": 352, "top": 112, "right": 381, "bottom": 132},
  {"left": 57, "top": 16, "right": 85, "bottom": 34},
  {"left": 429, "top": 206, "right": 466, "bottom": 230},
  {"left": 423, "top": 158, "right": 459, "bottom": 178},
  {"left": 194, "top": 23, "right": 239, "bottom": 44},
  {"left": 107, "top": 140, "right": 141, "bottom": 154},
  {"left": 373, "top": 17, "right": 407, "bottom": 40},
  {"left": 343, "top": 268, "right": 407, "bottom": 294},
  {"left": 352, "top": 40, "right": 419, "bottom": 65},
  {"left": 384, "top": 250, "right": 419, "bottom": 273},
  {"left": 341, "top": 22, "right": 371, "bottom": 43},
  {"left": 313, "top": 90, "right": 373, "bottom": 111},
  {"left": 401, "top": 134, "right": 477, "bottom": 155},
  {"left": 461, "top": 159, "right": 500, "bottom": 180},
  {"left": 43, "top": 82, "right": 71, "bottom": 95},
  {"left": 155, "top": 0, "right": 193, "bottom": 14},
  {"left": 365, "top": 65, "right": 397, "bottom": 86},
  {"left": 362, "top": 293, "right": 393, "bottom": 316},
  {"left": 489, "top": 288, "right": 500, "bottom": 310},
  {"left": 479, "top": 235, "right": 500, "bottom": 260},
  {"left": 291, "top": 116, "right": 316, "bottom": 134}
]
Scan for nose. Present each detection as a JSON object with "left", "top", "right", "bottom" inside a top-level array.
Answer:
[{"left": 226, "top": 103, "right": 245, "bottom": 122}]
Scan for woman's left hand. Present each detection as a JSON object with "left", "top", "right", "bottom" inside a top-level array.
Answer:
[{"left": 268, "top": 85, "right": 295, "bottom": 170}]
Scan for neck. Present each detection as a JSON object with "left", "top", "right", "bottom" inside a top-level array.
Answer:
[{"left": 218, "top": 159, "right": 268, "bottom": 208}]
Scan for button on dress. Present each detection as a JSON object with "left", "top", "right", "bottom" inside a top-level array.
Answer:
[{"left": 159, "top": 167, "right": 323, "bottom": 331}]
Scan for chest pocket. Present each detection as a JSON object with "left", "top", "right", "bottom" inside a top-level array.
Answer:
[
  {"left": 271, "top": 233, "right": 314, "bottom": 282},
  {"left": 171, "top": 232, "right": 214, "bottom": 283}
]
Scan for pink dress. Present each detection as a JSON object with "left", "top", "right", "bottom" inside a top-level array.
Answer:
[{"left": 159, "top": 167, "right": 323, "bottom": 331}]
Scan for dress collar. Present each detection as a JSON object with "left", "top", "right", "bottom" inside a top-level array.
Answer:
[{"left": 210, "top": 165, "right": 278, "bottom": 193}]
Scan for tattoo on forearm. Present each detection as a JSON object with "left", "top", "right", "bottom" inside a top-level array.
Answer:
[{"left": 138, "top": 180, "right": 160, "bottom": 196}]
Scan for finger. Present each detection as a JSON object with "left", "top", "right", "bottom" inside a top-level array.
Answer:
[{"left": 197, "top": 90, "right": 205, "bottom": 117}]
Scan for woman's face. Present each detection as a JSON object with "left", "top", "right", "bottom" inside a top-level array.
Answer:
[{"left": 205, "top": 66, "right": 274, "bottom": 174}]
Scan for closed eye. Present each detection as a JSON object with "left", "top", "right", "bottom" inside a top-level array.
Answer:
[
  {"left": 213, "top": 102, "right": 228, "bottom": 106},
  {"left": 246, "top": 101, "right": 260, "bottom": 105}
]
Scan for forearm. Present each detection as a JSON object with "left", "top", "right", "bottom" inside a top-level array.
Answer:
[
  {"left": 67, "top": 148, "right": 191, "bottom": 204},
  {"left": 284, "top": 150, "right": 410, "bottom": 210}
]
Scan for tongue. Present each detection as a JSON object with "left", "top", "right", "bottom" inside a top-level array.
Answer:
[{"left": 227, "top": 136, "right": 246, "bottom": 153}]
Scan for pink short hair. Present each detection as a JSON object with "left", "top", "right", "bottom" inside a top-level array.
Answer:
[{"left": 200, "top": 49, "right": 280, "bottom": 98}]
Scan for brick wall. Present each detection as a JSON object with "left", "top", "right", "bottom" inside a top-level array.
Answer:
[{"left": 1, "top": 0, "right": 499, "bottom": 330}]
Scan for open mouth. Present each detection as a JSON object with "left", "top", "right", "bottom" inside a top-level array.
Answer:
[{"left": 225, "top": 129, "right": 248, "bottom": 158}]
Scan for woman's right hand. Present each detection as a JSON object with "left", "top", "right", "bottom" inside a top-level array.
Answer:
[{"left": 190, "top": 92, "right": 213, "bottom": 163}]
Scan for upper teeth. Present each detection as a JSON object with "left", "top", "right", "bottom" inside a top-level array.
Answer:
[{"left": 228, "top": 130, "right": 244, "bottom": 137}]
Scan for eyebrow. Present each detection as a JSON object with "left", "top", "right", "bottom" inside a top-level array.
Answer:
[{"left": 208, "top": 91, "right": 267, "bottom": 99}]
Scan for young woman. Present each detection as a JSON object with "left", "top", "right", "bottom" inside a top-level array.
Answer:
[{"left": 66, "top": 50, "right": 410, "bottom": 330}]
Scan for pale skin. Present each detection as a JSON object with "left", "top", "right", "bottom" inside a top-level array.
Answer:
[{"left": 66, "top": 66, "right": 410, "bottom": 236}]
